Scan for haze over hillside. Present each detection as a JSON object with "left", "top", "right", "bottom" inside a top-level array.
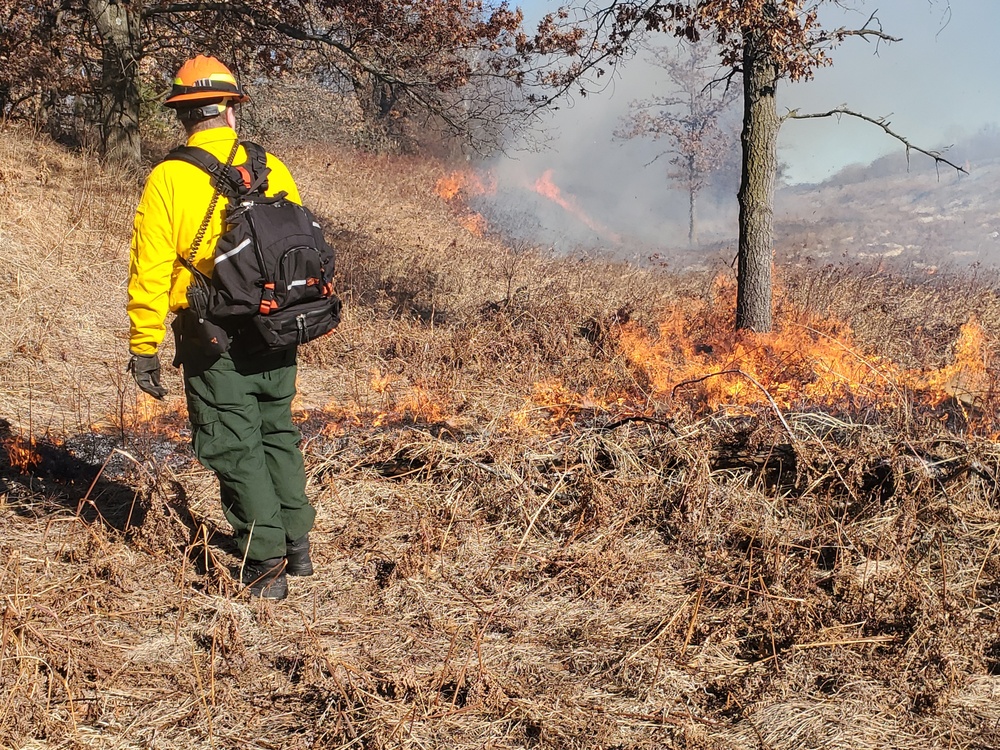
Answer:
[
  {"left": 777, "top": 126, "right": 1000, "bottom": 271},
  {"left": 468, "top": 126, "right": 1000, "bottom": 273}
]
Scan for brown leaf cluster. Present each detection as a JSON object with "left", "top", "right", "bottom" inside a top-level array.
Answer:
[{"left": 2, "top": 0, "right": 535, "bottom": 153}]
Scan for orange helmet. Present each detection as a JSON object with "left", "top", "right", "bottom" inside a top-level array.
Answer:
[{"left": 163, "top": 55, "right": 249, "bottom": 109}]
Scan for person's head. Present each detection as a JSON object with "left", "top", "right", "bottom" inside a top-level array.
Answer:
[{"left": 163, "top": 55, "right": 248, "bottom": 135}]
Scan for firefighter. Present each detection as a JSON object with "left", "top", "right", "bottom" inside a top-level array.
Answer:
[{"left": 127, "top": 55, "right": 315, "bottom": 600}]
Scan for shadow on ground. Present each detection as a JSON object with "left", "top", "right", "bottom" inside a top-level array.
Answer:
[{"left": 0, "top": 418, "right": 151, "bottom": 531}]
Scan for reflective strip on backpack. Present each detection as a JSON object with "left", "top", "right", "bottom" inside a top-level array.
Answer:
[
  {"left": 214, "top": 238, "right": 252, "bottom": 265},
  {"left": 288, "top": 279, "right": 309, "bottom": 288}
]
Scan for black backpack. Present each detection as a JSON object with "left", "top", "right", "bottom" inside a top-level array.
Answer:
[{"left": 164, "top": 141, "right": 341, "bottom": 352}]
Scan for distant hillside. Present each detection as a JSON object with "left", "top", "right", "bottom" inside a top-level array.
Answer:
[{"left": 775, "top": 126, "right": 1000, "bottom": 270}]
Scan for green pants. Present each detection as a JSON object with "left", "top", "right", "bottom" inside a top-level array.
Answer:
[{"left": 182, "top": 348, "right": 315, "bottom": 562}]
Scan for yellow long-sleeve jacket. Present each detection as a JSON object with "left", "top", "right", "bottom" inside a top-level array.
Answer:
[{"left": 127, "top": 126, "right": 301, "bottom": 356}]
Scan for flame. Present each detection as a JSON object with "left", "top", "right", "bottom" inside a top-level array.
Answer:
[
  {"left": 398, "top": 385, "right": 448, "bottom": 423},
  {"left": 611, "top": 276, "right": 995, "bottom": 424},
  {"left": 320, "top": 375, "right": 453, "bottom": 431},
  {"left": 436, "top": 170, "right": 495, "bottom": 237},
  {"left": 292, "top": 393, "right": 309, "bottom": 424},
  {"left": 4, "top": 434, "right": 43, "bottom": 472},
  {"left": 509, "top": 379, "right": 616, "bottom": 431},
  {"left": 316, "top": 398, "right": 365, "bottom": 436},
  {"left": 532, "top": 170, "right": 621, "bottom": 243},
  {"left": 615, "top": 278, "right": 897, "bottom": 412},
  {"left": 91, "top": 396, "right": 189, "bottom": 440},
  {"left": 908, "top": 318, "right": 989, "bottom": 407},
  {"left": 380, "top": 385, "right": 450, "bottom": 426},
  {"left": 435, "top": 172, "right": 466, "bottom": 201},
  {"left": 370, "top": 370, "right": 398, "bottom": 396},
  {"left": 435, "top": 170, "right": 495, "bottom": 201}
]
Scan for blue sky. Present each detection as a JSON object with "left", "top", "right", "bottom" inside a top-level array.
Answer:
[{"left": 514, "top": 0, "right": 1000, "bottom": 183}]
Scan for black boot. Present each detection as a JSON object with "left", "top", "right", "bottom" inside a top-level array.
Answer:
[
  {"left": 241, "top": 557, "right": 288, "bottom": 600},
  {"left": 286, "top": 535, "right": 314, "bottom": 577}
]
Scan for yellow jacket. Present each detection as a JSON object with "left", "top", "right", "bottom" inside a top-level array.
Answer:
[{"left": 127, "top": 127, "right": 301, "bottom": 355}]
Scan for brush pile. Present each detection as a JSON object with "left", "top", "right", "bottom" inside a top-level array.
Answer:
[{"left": 3, "top": 125, "right": 1000, "bottom": 749}]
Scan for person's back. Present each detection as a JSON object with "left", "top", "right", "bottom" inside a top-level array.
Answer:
[{"left": 127, "top": 55, "right": 317, "bottom": 600}]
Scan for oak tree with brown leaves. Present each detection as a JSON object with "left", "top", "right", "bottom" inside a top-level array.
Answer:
[
  {"left": 0, "top": 1, "right": 533, "bottom": 165},
  {"left": 540, "top": 0, "right": 963, "bottom": 331}
]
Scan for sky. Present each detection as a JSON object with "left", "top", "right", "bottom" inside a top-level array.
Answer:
[{"left": 511, "top": 0, "right": 1000, "bottom": 184}]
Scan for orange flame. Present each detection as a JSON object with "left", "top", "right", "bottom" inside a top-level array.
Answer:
[
  {"left": 436, "top": 170, "right": 495, "bottom": 237},
  {"left": 908, "top": 318, "right": 989, "bottom": 407},
  {"left": 435, "top": 170, "right": 496, "bottom": 201},
  {"left": 509, "top": 379, "right": 618, "bottom": 432},
  {"left": 321, "top": 373, "right": 454, "bottom": 431},
  {"left": 395, "top": 385, "right": 449, "bottom": 425},
  {"left": 4, "top": 434, "right": 43, "bottom": 472},
  {"left": 611, "top": 276, "right": 994, "bottom": 424},
  {"left": 532, "top": 170, "right": 621, "bottom": 243},
  {"left": 92, "top": 397, "right": 189, "bottom": 440}
]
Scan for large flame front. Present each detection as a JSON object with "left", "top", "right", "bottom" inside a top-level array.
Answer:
[
  {"left": 615, "top": 278, "right": 890, "bottom": 410},
  {"left": 509, "top": 275, "right": 995, "bottom": 433}
]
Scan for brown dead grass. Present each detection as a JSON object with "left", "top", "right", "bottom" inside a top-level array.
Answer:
[{"left": 3, "top": 123, "right": 1000, "bottom": 749}]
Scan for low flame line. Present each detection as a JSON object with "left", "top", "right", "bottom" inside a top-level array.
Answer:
[
  {"left": 790, "top": 322, "right": 906, "bottom": 403},
  {"left": 673, "top": 368, "right": 797, "bottom": 445}
]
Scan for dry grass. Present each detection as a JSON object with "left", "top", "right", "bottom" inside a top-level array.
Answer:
[{"left": 3, "top": 123, "right": 1000, "bottom": 749}]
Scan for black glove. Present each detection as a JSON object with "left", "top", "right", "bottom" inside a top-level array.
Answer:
[{"left": 128, "top": 353, "right": 168, "bottom": 400}]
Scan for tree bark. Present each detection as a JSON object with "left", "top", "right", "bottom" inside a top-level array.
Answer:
[
  {"left": 354, "top": 71, "right": 400, "bottom": 125},
  {"left": 735, "top": 28, "right": 780, "bottom": 332},
  {"left": 688, "top": 153, "right": 697, "bottom": 247},
  {"left": 87, "top": 0, "right": 142, "bottom": 166}
]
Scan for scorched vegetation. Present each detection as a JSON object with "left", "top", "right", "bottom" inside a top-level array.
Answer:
[{"left": 2, "top": 123, "right": 1000, "bottom": 749}]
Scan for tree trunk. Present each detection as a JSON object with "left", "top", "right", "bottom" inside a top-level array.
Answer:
[
  {"left": 688, "top": 153, "right": 697, "bottom": 247},
  {"left": 87, "top": 0, "right": 142, "bottom": 166},
  {"left": 735, "top": 31, "right": 780, "bottom": 332},
  {"left": 355, "top": 71, "right": 401, "bottom": 126}
]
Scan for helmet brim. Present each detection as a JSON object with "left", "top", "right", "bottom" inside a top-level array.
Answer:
[{"left": 163, "top": 91, "right": 250, "bottom": 108}]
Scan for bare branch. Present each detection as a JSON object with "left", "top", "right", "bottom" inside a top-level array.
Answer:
[
  {"left": 837, "top": 28, "right": 901, "bottom": 43},
  {"left": 815, "top": 11, "right": 901, "bottom": 55},
  {"left": 786, "top": 107, "right": 967, "bottom": 175}
]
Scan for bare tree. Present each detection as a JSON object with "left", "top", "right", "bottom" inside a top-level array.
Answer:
[
  {"left": 617, "top": 42, "right": 738, "bottom": 247},
  {"left": 534, "top": 0, "right": 964, "bottom": 331}
]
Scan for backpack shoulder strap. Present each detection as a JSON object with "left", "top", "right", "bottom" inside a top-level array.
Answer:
[
  {"left": 162, "top": 145, "right": 245, "bottom": 196},
  {"left": 163, "top": 145, "right": 224, "bottom": 177},
  {"left": 163, "top": 138, "right": 240, "bottom": 267},
  {"left": 240, "top": 141, "right": 270, "bottom": 194}
]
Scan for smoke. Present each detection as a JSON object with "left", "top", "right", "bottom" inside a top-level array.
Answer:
[
  {"left": 467, "top": 0, "right": 1000, "bottom": 268},
  {"left": 473, "top": 51, "right": 741, "bottom": 265}
]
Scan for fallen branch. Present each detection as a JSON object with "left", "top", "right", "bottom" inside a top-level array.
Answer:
[{"left": 598, "top": 415, "right": 679, "bottom": 435}]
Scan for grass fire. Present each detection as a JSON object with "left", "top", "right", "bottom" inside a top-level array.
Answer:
[{"left": 3, "top": 119, "right": 1000, "bottom": 750}]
